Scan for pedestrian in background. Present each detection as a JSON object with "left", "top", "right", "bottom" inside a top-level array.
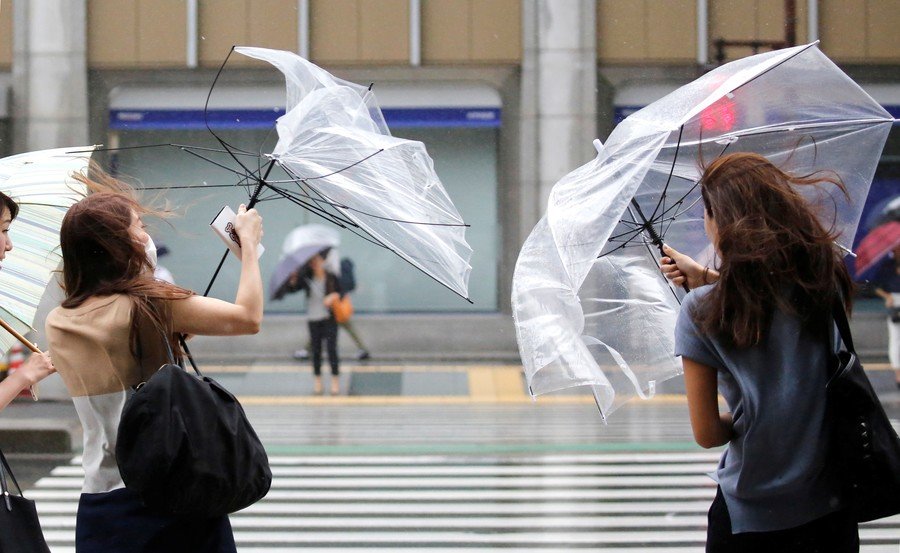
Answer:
[
  {"left": 660, "top": 153, "right": 859, "bottom": 552},
  {"left": 287, "top": 251, "right": 342, "bottom": 395},
  {"left": 293, "top": 255, "right": 370, "bottom": 361},
  {"left": 873, "top": 244, "right": 900, "bottom": 388},
  {"left": 45, "top": 167, "right": 263, "bottom": 553},
  {"left": 0, "top": 191, "right": 54, "bottom": 410}
]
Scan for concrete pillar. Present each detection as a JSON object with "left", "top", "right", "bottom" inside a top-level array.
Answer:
[
  {"left": 12, "top": 0, "right": 89, "bottom": 152},
  {"left": 520, "top": 0, "right": 597, "bottom": 223}
]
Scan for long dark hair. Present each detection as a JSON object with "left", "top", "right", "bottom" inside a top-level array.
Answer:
[
  {"left": 60, "top": 166, "right": 193, "bottom": 356},
  {"left": 694, "top": 152, "right": 853, "bottom": 348}
]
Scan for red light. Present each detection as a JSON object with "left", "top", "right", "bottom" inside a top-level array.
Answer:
[{"left": 700, "top": 98, "right": 737, "bottom": 132}]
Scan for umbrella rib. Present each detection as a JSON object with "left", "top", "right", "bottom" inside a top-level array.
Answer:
[
  {"left": 171, "top": 143, "right": 268, "bottom": 158},
  {"left": 178, "top": 148, "right": 256, "bottom": 180},
  {"left": 650, "top": 138, "right": 733, "bottom": 240},
  {"left": 139, "top": 183, "right": 255, "bottom": 191},
  {"left": 264, "top": 184, "right": 362, "bottom": 229},
  {"left": 274, "top": 149, "right": 387, "bottom": 182},
  {"left": 725, "top": 42, "right": 818, "bottom": 98},
  {"left": 268, "top": 167, "right": 366, "bottom": 226},
  {"left": 276, "top": 160, "right": 469, "bottom": 228},
  {"left": 646, "top": 124, "right": 685, "bottom": 238},
  {"left": 273, "top": 168, "right": 472, "bottom": 302}
]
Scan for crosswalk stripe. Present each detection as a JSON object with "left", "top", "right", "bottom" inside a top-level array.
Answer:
[
  {"left": 51, "top": 462, "right": 720, "bottom": 477},
  {"left": 29, "top": 453, "right": 900, "bottom": 551}
]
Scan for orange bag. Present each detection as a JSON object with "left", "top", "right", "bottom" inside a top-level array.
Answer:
[{"left": 332, "top": 295, "right": 353, "bottom": 323}]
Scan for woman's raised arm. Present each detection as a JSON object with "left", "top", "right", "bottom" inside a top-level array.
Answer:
[{"left": 171, "top": 204, "right": 264, "bottom": 336}]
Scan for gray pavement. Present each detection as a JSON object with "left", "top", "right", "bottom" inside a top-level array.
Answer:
[{"left": 4, "top": 360, "right": 900, "bottom": 552}]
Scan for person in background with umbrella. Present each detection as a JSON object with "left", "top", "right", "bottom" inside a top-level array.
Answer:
[
  {"left": 0, "top": 191, "right": 55, "bottom": 410},
  {"left": 44, "top": 167, "right": 263, "bottom": 553},
  {"left": 285, "top": 250, "right": 343, "bottom": 395},
  {"left": 660, "top": 153, "right": 858, "bottom": 551},
  {"left": 873, "top": 244, "right": 900, "bottom": 388}
]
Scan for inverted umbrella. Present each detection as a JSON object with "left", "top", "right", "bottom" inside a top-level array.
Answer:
[
  {"left": 269, "top": 224, "right": 340, "bottom": 299},
  {"left": 117, "top": 47, "right": 473, "bottom": 303},
  {"left": 512, "top": 43, "right": 894, "bottom": 419},
  {"left": 855, "top": 221, "right": 900, "bottom": 277}
]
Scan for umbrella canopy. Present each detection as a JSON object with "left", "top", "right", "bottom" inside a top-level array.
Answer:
[
  {"left": 269, "top": 224, "right": 340, "bottom": 299},
  {"left": 512, "top": 43, "right": 894, "bottom": 419},
  {"left": 234, "top": 46, "right": 472, "bottom": 301},
  {"left": 855, "top": 221, "right": 900, "bottom": 277},
  {"left": 0, "top": 147, "right": 92, "bottom": 353}
]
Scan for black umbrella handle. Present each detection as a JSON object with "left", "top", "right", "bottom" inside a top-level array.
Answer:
[
  {"left": 630, "top": 199, "right": 690, "bottom": 293},
  {"left": 200, "top": 161, "right": 274, "bottom": 297}
]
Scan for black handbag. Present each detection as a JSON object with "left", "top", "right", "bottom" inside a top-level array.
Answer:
[
  {"left": 889, "top": 306, "right": 900, "bottom": 323},
  {"left": 116, "top": 333, "right": 272, "bottom": 517},
  {"left": 827, "top": 301, "right": 900, "bottom": 522},
  {"left": 0, "top": 449, "right": 50, "bottom": 553}
]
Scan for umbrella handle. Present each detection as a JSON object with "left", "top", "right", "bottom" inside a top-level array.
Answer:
[
  {"left": 0, "top": 319, "right": 41, "bottom": 402},
  {"left": 0, "top": 319, "right": 40, "bottom": 354}
]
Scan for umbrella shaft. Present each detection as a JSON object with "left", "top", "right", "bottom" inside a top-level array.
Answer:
[{"left": 629, "top": 199, "right": 664, "bottom": 252}]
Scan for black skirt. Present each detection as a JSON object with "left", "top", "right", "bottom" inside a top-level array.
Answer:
[{"left": 76, "top": 487, "right": 236, "bottom": 553}]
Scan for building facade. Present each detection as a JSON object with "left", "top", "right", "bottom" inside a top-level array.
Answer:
[{"left": 5, "top": 0, "right": 899, "bottom": 359}]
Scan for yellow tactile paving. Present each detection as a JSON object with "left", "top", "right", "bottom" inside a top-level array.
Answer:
[
  {"left": 205, "top": 363, "right": 521, "bottom": 373},
  {"left": 466, "top": 367, "right": 528, "bottom": 399}
]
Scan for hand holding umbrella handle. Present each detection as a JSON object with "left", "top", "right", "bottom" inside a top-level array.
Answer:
[{"left": 0, "top": 318, "right": 42, "bottom": 401}]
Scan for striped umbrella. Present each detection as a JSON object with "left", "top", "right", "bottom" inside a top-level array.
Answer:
[{"left": 0, "top": 147, "right": 93, "bottom": 355}]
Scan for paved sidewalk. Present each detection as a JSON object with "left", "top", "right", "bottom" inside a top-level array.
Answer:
[{"left": 1, "top": 361, "right": 897, "bottom": 455}]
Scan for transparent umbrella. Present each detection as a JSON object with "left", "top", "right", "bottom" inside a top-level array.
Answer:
[
  {"left": 512, "top": 43, "right": 894, "bottom": 420},
  {"left": 0, "top": 147, "right": 93, "bottom": 398}
]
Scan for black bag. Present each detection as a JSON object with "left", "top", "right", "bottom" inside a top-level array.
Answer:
[
  {"left": 339, "top": 257, "right": 356, "bottom": 293},
  {"left": 0, "top": 449, "right": 50, "bottom": 553},
  {"left": 827, "top": 302, "right": 900, "bottom": 522},
  {"left": 889, "top": 306, "right": 900, "bottom": 323},
  {"left": 116, "top": 335, "right": 272, "bottom": 517}
]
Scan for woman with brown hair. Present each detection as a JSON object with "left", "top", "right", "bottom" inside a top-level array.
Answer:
[
  {"left": 660, "top": 152, "right": 859, "bottom": 551},
  {"left": 0, "top": 191, "right": 55, "bottom": 409},
  {"left": 44, "top": 169, "right": 263, "bottom": 553}
]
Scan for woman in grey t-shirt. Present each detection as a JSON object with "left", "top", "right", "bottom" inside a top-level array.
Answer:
[{"left": 660, "top": 153, "right": 858, "bottom": 552}]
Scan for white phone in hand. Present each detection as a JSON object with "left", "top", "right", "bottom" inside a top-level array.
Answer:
[{"left": 210, "top": 206, "right": 265, "bottom": 260}]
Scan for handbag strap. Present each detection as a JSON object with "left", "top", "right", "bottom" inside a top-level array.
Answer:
[
  {"left": 0, "top": 448, "right": 24, "bottom": 511},
  {"left": 831, "top": 297, "right": 856, "bottom": 355},
  {"left": 142, "top": 314, "right": 204, "bottom": 379},
  {"left": 178, "top": 335, "right": 204, "bottom": 378}
]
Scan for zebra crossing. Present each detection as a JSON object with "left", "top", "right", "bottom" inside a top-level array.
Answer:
[{"left": 27, "top": 450, "right": 900, "bottom": 552}]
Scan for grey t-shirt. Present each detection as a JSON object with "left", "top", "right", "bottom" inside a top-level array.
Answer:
[
  {"left": 674, "top": 286, "right": 842, "bottom": 534},
  {"left": 306, "top": 277, "right": 329, "bottom": 321}
]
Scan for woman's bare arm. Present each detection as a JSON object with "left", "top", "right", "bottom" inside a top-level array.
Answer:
[
  {"left": 171, "top": 205, "right": 264, "bottom": 336},
  {"left": 683, "top": 356, "right": 733, "bottom": 449}
]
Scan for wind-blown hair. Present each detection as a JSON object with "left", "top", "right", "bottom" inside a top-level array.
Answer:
[
  {"left": 694, "top": 152, "right": 853, "bottom": 348},
  {"left": 60, "top": 165, "right": 193, "bottom": 356}
]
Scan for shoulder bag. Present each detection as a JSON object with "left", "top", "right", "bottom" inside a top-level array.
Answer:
[
  {"left": 332, "top": 295, "right": 353, "bottom": 323},
  {"left": 0, "top": 448, "right": 50, "bottom": 553},
  {"left": 116, "top": 332, "right": 272, "bottom": 517},
  {"left": 827, "top": 301, "right": 900, "bottom": 522}
]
